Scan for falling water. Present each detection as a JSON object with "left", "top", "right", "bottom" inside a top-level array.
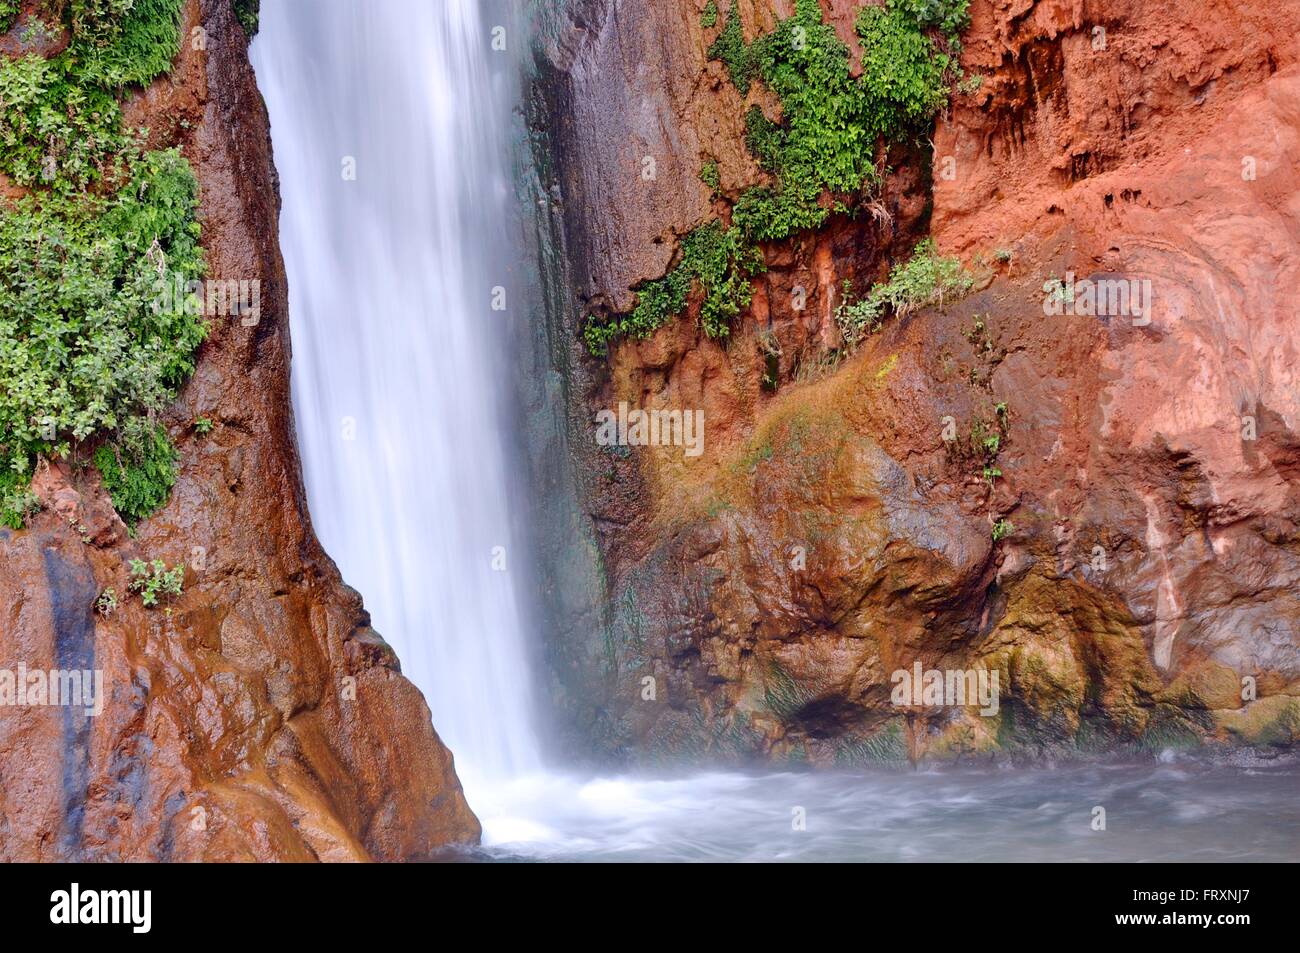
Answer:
[{"left": 250, "top": 0, "right": 539, "bottom": 793}]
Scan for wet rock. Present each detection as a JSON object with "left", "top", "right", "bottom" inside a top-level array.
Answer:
[
  {"left": 0, "top": 0, "right": 479, "bottom": 860},
  {"left": 527, "top": 0, "right": 1300, "bottom": 764}
]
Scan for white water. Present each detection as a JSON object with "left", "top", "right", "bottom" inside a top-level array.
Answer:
[
  {"left": 250, "top": 2, "right": 1300, "bottom": 863},
  {"left": 250, "top": 0, "right": 539, "bottom": 796}
]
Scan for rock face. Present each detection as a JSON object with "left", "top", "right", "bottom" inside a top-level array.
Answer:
[
  {"left": 0, "top": 0, "right": 479, "bottom": 860},
  {"left": 525, "top": 0, "right": 1300, "bottom": 764}
]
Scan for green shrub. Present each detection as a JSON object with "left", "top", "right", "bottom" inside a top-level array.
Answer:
[
  {"left": 742, "top": 105, "right": 782, "bottom": 173},
  {"left": 583, "top": 221, "right": 764, "bottom": 354},
  {"left": 0, "top": 0, "right": 185, "bottom": 194},
  {"left": 992, "top": 519, "right": 1014, "bottom": 542},
  {"left": 699, "top": 159, "right": 720, "bottom": 193},
  {"left": 892, "top": 0, "right": 971, "bottom": 42},
  {"left": 870, "top": 238, "right": 972, "bottom": 316},
  {"left": 95, "top": 587, "right": 119, "bottom": 616},
  {"left": 589, "top": 0, "right": 968, "bottom": 355},
  {"left": 0, "top": 0, "right": 201, "bottom": 530},
  {"left": 0, "top": 54, "right": 129, "bottom": 194},
  {"left": 0, "top": 467, "right": 39, "bottom": 529},
  {"left": 0, "top": 149, "right": 206, "bottom": 525},
  {"left": 94, "top": 419, "right": 179, "bottom": 526},
  {"left": 700, "top": 0, "right": 718, "bottom": 30},
  {"left": 233, "top": 0, "right": 260, "bottom": 37},
  {"left": 0, "top": 1, "right": 19, "bottom": 34},
  {"left": 66, "top": 0, "right": 186, "bottom": 88},
  {"left": 855, "top": 1, "right": 954, "bottom": 142}
]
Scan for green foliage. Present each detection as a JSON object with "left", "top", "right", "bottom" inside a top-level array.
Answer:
[
  {"left": 700, "top": 0, "right": 718, "bottom": 29},
  {"left": 95, "top": 587, "right": 118, "bottom": 616},
  {"left": 0, "top": 0, "right": 200, "bottom": 530},
  {"left": 719, "top": 0, "right": 964, "bottom": 242},
  {"left": 836, "top": 238, "right": 971, "bottom": 345},
  {"left": 127, "top": 557, "right": 183, "bottom": 607},
  {"left": 0, "top": 0, "right": 185, "bottom": 194},
  {"left": 706, "top": 2, "right": 753, "bottom": 95},
  {"left": 699, "top": 159, "right": 720, "bottom": 193},
  {"left": 726, "top": 1, "right": 879, "bottom": 242},
  {"left": 0, "top": 467, "right": 39, "bottom": 528},
  {"left": 233, "top": 0, "right": 260, "bottom": 37},
  {"left": 94, "top": 419, "right": 179, "bottom": 526},
  {"left": 835, "top": 280, "right": 885, "bottom": 347},
  {"left": 194, "top": 416, "right": 214, "bottom": 435},
  {"left": 742, "top": 105, "right": 781, "bottom": 173},
  {"left": 583, "top": 221, "right": 764, "bottom": 354},
  {"left": 854, "top": 0, "right": 958, "bottom": 143},
  {"left": 992, "top": 518, "right": 1014, "bottom": 542},
  {"left": 0, "top": 54, "right": 129, "bottom": 193},
  {"left": 0, "top": 1, "right": 18, "bottom": 34},
  {"left": 893, "top": 0, "right": 971, "bottom": 42},
  {"left": 867, "top": 238, "right": 972, "bottom": 315},
  {"left": 66, "top": 0, "right": 186, "bottom": 88},
  {"left": 0, "top": 149, "right": 206, "bottom": 524},
  {"left": 590, "top": 0, "right": 969, "bottom": 355},
  {"left": 0, "top": 149, "right": 206, "bottom": 462}
]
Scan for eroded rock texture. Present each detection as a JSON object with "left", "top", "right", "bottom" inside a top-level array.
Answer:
[
  {"left": 526, "top": 0, "right": 1300, "bottom": 764},
  {"left": 0, "top": 0, "right": 479, "bottom": 860}
]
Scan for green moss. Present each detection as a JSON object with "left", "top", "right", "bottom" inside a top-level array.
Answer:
[
  {"left": 834, "top": 720, "right": 909, "bottom": 765},
  {"left": 700, "top": 0, "right": 718, "bottom": 30},
  {"left": 94, "top": 419, "right": 179, "bottom": 526},
  {"left": 763, "top": 658, "right": 811, "bottom": 722}
]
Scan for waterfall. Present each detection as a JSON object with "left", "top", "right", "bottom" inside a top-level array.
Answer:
[{"left": 250, "top": 0, "right": 540, "bottom": 793}]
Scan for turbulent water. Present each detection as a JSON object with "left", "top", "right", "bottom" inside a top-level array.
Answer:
[
  {"left": 467, "top": 758, "right": 1300, "bottom": 862},
  {"left": 252, "top": 2, "right": 1299, "bottom": 864}
]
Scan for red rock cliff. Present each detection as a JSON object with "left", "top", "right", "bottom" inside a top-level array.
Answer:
[
  {"left": 528, "top": 0, "right": 1300, "bottom": 763},
  {"left": 0, "top": 0, "right": 479, "bottom": 860}
]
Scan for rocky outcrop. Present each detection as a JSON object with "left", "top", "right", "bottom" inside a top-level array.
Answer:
[
  {"left": 526, "top": 0, "right": 1300, "bottom": 764},
  {"left": 0, "top": 0, "right": 479, "bottom": 860}
]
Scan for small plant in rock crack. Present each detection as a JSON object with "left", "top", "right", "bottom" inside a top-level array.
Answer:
[
  {"left": 194, "top": 416, "right": 214, "bottom": 435},
  {"left": 991, "top": 518, "right": 1014, "bottom": 542},
  {"left": 128, "top": 558, "right": 184, "bottom": 608},
  {"left": 758, "top": 328, "right": 782, "bottom": 391},
  {"left": 965, "top": 313, "right": 995, "bottom": 355},
  {"left": 699, "top": 159, "right": 721, "bottom": 195},
  {"left": 95, "top": 587, "right": 118, "bottom": 617}
]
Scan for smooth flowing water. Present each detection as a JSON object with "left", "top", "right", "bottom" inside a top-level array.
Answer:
[
  {"left": 250, "top": 0, "right": 539, "bottom": 793},
  {"left": 252, "top": 2, "right": 1299, "bottom": 863}
]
